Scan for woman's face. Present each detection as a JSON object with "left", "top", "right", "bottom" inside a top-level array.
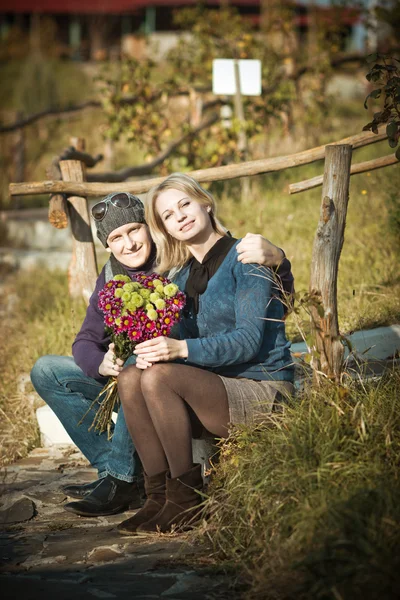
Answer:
[{"left": 156, "top": 188, "right": 213, "bottom": 243}]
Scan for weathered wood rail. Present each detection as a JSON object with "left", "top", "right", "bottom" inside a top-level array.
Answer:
[
  {"left": 289, "top": 153, "right": 398, "bottom": 194},
  {"left": 9, "top": 127, "right": 389, "bottom": 197}
]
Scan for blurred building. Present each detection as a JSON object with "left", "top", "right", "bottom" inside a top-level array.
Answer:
[{"left": 0, "top": 1, "right": 367, "bottom": 61}]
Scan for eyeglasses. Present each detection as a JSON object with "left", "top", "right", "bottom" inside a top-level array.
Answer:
[{"left": 91, "top": 193, "right": 133, "bottom": 221}]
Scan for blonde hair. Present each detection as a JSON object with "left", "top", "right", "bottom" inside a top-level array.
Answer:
[{"left": 145, "top": 173, "right": 226, "bottom": 274}]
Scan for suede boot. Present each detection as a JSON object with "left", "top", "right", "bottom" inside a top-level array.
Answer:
[
  {"left": 137, "top": 464, "right": 203, "bottom": 534},
  {"left": 117, "top": 470, "right": 167, "bottom": 535}
]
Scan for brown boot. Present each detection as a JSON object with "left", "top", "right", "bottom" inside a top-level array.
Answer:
[
  {"left": 117, "top": 470, "right": 167, "bottom": 535},
  {"left": 137, "top": 464, "right": 204, "bottom": 534}
]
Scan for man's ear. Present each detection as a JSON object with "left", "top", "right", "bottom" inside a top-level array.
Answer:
[{"left": 106, "top": 247, "right": 112, "bottom": 254}]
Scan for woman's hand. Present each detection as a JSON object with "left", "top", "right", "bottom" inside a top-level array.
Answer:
[
  {"left": 236, "top": 233, "right": 284, "bottom": 266},
  {"left": 98, "top": 343, "right": 125, "bottom": 377},
  {"left": 134, "top": 337, "right": 188, "bottom": 368}
]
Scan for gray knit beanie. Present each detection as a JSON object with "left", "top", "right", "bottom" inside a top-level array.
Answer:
[{"left": 94, "top": 192, "right": 146, "bottom": 247}]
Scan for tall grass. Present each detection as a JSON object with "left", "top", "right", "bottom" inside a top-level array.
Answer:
[{"left": 201, "top": 373, "right": 400, "bottom": 599}]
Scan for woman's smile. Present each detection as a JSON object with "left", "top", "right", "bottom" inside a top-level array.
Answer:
[{"left": 180, "top": 220, "right": 195, "bottom": 232}]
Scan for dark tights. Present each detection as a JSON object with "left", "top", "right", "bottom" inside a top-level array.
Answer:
[{"left": 118, "top": 363, "right": 230, "bottom": 478}]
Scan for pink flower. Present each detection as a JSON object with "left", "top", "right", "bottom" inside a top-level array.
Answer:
[
  {"left": 128, "top": 329, "right": 142, "bottom": 342},
  {"left": 97, "top": 274, "right": 185, "bottom": 361},
  {"left": 120, "top": 315, "right": 134, "bottom": 331}
]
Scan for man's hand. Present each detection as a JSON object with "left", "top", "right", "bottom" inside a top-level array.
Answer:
[
  {"left": 98, "top": 343, "right": 125, "bottom": 377},
  {"left": 134, "top": 337, "right": 188, "bottom": 369},
  {"left": 236, "top": 233, "right": 284, "bottom": 266}
]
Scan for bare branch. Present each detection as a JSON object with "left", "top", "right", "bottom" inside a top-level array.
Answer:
[
  {"left": 0, "top": 88, "right": 202, "bottom": 135},
  {"left": 0, "top": 101, "right": 102, "bottom": 134},
  {"left": 58, "top": 147, "right": 104, "bottom": 168},
  {"left": 87, "top": 114, "right": 219, "bottom": 182}
]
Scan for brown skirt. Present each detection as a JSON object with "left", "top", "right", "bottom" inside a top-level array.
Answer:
[{"left": 217, "top": 375, "right": 295, "bottom": 427}]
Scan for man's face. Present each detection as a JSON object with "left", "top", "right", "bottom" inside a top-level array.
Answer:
[{"left": 106, "top": 222, "right": 153, "bottom": 268}]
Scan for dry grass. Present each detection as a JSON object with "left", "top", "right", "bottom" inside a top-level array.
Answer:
[
  {"left": 199, "top": 372, "right": 400, "bottom": 599},
  {"left": 0, "top": 270, "right": 86, "bottom": 464}
]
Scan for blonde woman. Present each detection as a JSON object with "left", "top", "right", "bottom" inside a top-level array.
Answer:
[{"left": 117, "top": 174, "right": 294, "bottom": 535}]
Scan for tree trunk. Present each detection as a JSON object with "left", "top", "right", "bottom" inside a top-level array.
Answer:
[
  {"left": 233, "top": 60, "right": 250, "bottom": 199},
  {"left": 13, "top": 111, "right": 25, "bottom": 209},
  {"left": 309, "top": 144, "right": 352, "bottom": 384},
  {"left": 103, "top": 137, "right": 114, "bottom": 171},
  {"left": 189, "top": 88, "right": 203, "bottom": 128},
  {"left": 88, "top": 16, "right": 109, "bottom": 61},
  {"left": 307, "top": 2, "right": 318, "bottom": 67}
]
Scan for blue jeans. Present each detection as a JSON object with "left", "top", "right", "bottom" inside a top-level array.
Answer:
[{"left": 30, "top": 355, "right": 140, "bottom": 483}]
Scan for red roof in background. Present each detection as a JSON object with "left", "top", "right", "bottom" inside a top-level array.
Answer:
[
  {"left": 0, "top": 0, "right": 360, "bottom": 25},
  {"left": 1, "top": 0, "right": 261, "bottom": 14}
]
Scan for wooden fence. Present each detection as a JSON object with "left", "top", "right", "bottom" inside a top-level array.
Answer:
[{"left": 8, "top": 126, "right": 398, "bottom": 383}]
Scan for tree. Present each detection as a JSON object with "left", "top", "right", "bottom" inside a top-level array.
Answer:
[
  {"left": 363, "top": 53, "right": 400, "bottom": 159},
  {"left": 97, "top": 5, "right": 354, "bottom": 174},
  {"left": 97, "top": 6, "right": 295, "bottom": 173}
]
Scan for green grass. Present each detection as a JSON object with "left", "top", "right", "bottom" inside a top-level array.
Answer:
[{"left": 200, "top": 373, "right": 400, "bottom": 599}]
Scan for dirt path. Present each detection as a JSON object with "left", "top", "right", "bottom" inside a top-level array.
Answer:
[{"left": 0, "top": 447, "right": 233, "bottom": 600}]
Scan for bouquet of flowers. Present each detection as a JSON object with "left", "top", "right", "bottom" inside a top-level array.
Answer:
[{"left": 81, "top": 272, "right": 186, "bottom": 437}]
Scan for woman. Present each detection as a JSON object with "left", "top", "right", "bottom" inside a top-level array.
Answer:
[{"left": 117, "top": 173, "right": 294, "bottom": 535}]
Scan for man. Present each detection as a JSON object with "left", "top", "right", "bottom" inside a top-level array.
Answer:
[{"left": 31, "top": 192, "right": 294, "bottom": 518}]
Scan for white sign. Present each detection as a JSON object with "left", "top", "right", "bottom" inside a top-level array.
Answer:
[{"left": 212, "top": 59, "right": 262, "bottom": 96}]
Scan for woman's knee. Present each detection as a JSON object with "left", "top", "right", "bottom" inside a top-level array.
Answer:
[
  {"left": 117, "top": 365, "right": 142, "bottom": 398},
  {"left": 140, "top": 364, "right": 175, "bottom": 397}
]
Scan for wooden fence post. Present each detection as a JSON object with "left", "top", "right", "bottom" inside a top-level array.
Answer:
[
  {"left": 59, "top": 138, "right": 98, "bottom": 304},
  {"left": 309, "top": 144, "right": 352, "bottom": 384}
]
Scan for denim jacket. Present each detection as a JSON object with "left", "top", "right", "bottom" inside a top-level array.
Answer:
[{"left": 173, "top": 240, "right": 294, "bottom": 382}]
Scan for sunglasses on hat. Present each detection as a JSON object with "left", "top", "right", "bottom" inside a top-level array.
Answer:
[{"left": 91, "top": 193, "right": 134, "bottom": 221}]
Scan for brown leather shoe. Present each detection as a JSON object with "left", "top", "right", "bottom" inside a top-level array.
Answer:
[
  {"left": 117, "top": 470, "right": 167, "bottom": 535},
  {"left": 137, "top": 464, "right": 203, "bottom": 534}
]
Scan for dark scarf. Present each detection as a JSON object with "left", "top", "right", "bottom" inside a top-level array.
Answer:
[{"left": 185, "top": 236, "right": 237, "bottom": 314}]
